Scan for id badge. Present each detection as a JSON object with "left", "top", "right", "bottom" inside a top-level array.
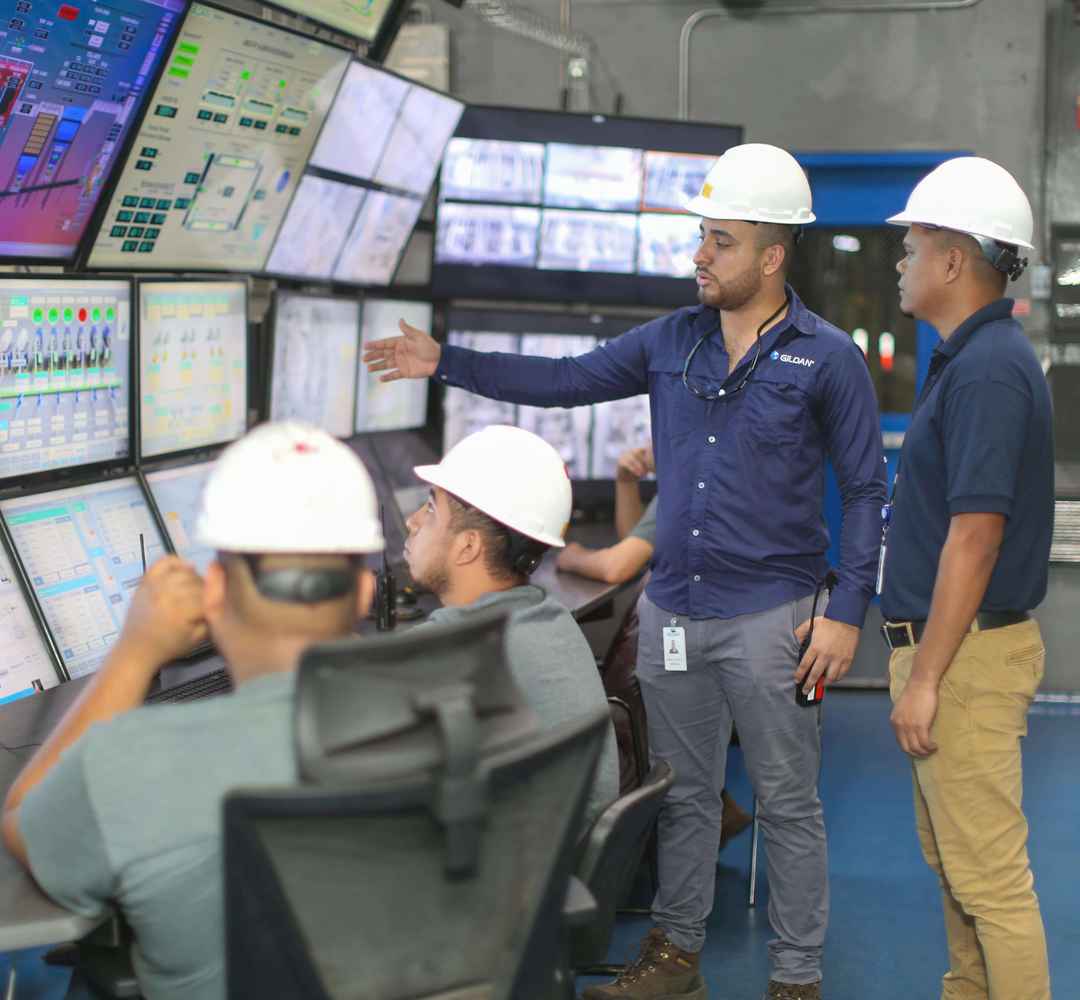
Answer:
[
  {"left": 876, "top": 541, "right": 887, "bottom": 596},
  {"left": 663, "top": 626, "right": 687, "bottom": 671}
]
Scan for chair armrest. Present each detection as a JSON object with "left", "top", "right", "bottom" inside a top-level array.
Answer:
[{"left": 563, "top": 875, "right": 598, "bottom": 930}]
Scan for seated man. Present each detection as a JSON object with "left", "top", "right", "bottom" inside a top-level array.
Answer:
[
  {"left": 404, "top": 424, "right": 619, "bottom": 827},
  {"left": 2, "top": 422, "right": 384, "bottom": 1000}
]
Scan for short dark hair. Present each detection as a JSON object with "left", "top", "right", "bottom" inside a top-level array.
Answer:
[
  {"left": 754, "top": 222, "right": 797, "bottom": 274},
  {"left": 445, "top": 492, "right": 547, "bottom": 580},
  {"left": 931, "top": 229, "right": 1008, "bottom": 294}
]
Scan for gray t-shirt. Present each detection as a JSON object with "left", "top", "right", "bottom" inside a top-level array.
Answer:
[
  {"left": 628, "top": 496, "right": 658, "bottom": 546},
  {"left": 427, "top": 585, "right": 619, "bottom": 828},
  {"left": 21, "top": 672, "right": 298, "bottom": 1000}
]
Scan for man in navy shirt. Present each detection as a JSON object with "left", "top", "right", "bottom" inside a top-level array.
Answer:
[
  {"left": 882, "top": 157, "right": 1053, "bottom": 1000},
  {"left": 365, "top": 144, "right": 886, "bottom": 1000}
]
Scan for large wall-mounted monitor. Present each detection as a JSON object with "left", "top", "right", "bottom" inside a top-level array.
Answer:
[
  {"left": 262, "top": 0, "right": 399, "bottom": 45},
  {"left": 442, "top": 308, "right": 652, "bottom": 479},
  {"left": 332, "top": 190, "right": 422, "bottom": 285},
  {"left": 373, "top": 84, "right": 463, "bottom": 197},
  {"left": 0, "top": 542, "right": 60, "bottom": 702},
  {"left": 85, "top": 2, "right": 350, "bottom": 272},
  {"left": 1, "top": 477, "right": 167, "bottom": 679},
  {"left": 0, "top": 277, "right": 132, "bottom": 483},
  {"left": 0, "top": 0, "right": 187, "bottom": 262},
  {"left": 355, "top": 298, "right": 431, "bottom": 433},
  {"left": 434, "top": 106, "right": 742, "bottom": 306},
  {"left": 269, "top": 291, "right": 359, "bottom": 437},
  {"left": 264, "top": 176, "right": 365, "bottom": 280},
  {"left": 138, "top": 279, "right": 247, "bottom": 459}
]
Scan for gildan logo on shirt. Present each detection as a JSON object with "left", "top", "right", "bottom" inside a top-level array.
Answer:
[{"left": 770, "top": 350, "right": 815, "bottom": 368}]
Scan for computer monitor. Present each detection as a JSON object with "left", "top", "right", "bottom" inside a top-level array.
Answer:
[
  {"left": 435, "top": 203, "right": 541, "bottom": 268},
  {"left": 543, "top": 143, "right": 643, "bottom": 212},
  {"left": 637, "top": 213, "right": 700, "bottom": 278},
  {"left": 537, "top": 210, "right": 637, "bottom": 274},
  {"left": 641, "top": 151, "right": 715, "bottom": 212},
  {"left": 0, "top": 0, "right": 186, "bottom": 262},
  {"left": 144, "top": 459, "right": 215, "bottom": 574},
  {"left": 355, "top": 299, "right": 431, "bottom": 432},
  {"left": 439, "top": 138, "right": 545, "bottom": 205},
  {"left": 0, "top": 277, "right": 132, "bottom": 482},
  {"left": 515, "top": 335, "right": 596, "bottom": 480},
  {"left": 442, "top": 331, "right": 519, "bottom": 453},
  {"left": 270, "top": 291, "right": 359, "bottom": 437},
  {"left": 138, "top": 280, "right": 247, "bottom": 459},
  {"left": 85, "top": 2, "right": 350, "bottom": 272},
  {"left": 1, "top": 477, "right": 167, "bottom": 678},
  {"left": 264, "top": 176, "right": 365, "bottom": 280},
  {"left": 333, "top": 191, "right": 422, "bottom": 286},
  {"left": 590, "top": 393, "right": 652, "bottom": 480},
  {"left": 309, "top": 61, "right": 408, "bottom": 182},
  {"left": 0, "top": 542, "right": 60, "bottom": 702},
  {"left": 263, "top": 0, "right": 397, "bottom": 43},
  {"left": 374, "top": 84, "right": 464, "bottom": 198}
]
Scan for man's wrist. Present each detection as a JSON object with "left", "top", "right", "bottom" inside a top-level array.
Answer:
[{"left": 106, "top": 634, "right": 171, "bottom": 678}]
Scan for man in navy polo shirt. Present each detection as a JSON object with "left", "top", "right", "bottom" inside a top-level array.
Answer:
[
  {"left": 882, "top": 157, "right": 1053, "bottom": 1000},
  {"left": 365, "top": 144, "right": 886, "bottom": 1000}
]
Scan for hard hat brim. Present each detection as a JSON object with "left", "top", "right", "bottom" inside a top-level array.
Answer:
[
  {"left": 886, "top": 212, "right": 1035, "bottom": 251},
  {"left": 685, "top": 195, "right": 816, "bottom": 226},
  {"left": 414, "top": 463, "right": 568, "bottom": 549}
]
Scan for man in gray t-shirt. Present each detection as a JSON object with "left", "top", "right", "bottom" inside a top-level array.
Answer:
[
  {"left": 404, "top": 426, "right": 619, "bottom": 827},
  {"left": 2, "top": 424, "right": 386, "bottom": 1000}
]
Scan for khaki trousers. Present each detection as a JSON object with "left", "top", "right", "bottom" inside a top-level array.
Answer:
[{"left": 889, "top": 619, "right": 1051, "bottom": 1000}]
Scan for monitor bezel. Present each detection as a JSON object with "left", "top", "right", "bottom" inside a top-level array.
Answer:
[
  {"left": 0, "top": 469, "right": 170, "bottom": 683},
  {"left": 0, "top": 275, "right": 136, "bottom": 489},
  {"left": 75, "top": 0, "right": 354, "bottom": 275},
  {"left": 354, "top": 293, "right": 435, "bottom": 436},
  {"left": 265, "top": 286, "right": 362, "bottom": 438},
  {"left": 0, "top": 0, "right": 192, "bottom": 267},
  {"left": 134, "top": 275, "right": 251, "bottom": 464},
  {"left": 431, "top": 104, "right": 744, "bottom": 307}
]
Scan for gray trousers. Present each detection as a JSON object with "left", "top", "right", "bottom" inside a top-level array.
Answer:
[{"left": 637, "top": 591, "right": 827, "bottom": 985}]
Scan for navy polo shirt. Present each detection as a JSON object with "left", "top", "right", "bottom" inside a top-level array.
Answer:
[
  {"left": 435, "top": 287, "right": 886, "bottom": 627},
  {"left": 880, "top": 299, "right": 1054, "bottom": 622}
]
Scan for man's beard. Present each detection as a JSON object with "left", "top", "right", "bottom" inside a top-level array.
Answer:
[
  {"left": 697, "top": 266, "right": 762, "bottom": 311},
  {"left": 413, "top": 554, "right": 451, "bottom": 599}
]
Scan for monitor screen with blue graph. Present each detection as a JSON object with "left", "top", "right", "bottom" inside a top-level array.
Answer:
[{"left": 1, "top": 477, "right": 167, "bottom": 678}]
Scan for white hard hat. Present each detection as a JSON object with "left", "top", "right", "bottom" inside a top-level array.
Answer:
[
  {"left": 414, "top": 425, "right": 571, "bottom": 548},
  {"left": 196, "top": 421, "right": 384, "bottom": 554},
  {"left": 886, "top": 156, "right": 1034, "bottom": 250},
  {"left": 685, "top": 143, "right": 815, "bottom": 226}
]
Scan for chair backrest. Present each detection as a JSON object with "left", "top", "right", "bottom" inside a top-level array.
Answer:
[
  {"left": 570, "top": 760, "right": 675, "bottom": 966},
  {"left": 225, "top": 707, "right": 611, "bottom": 1000}
]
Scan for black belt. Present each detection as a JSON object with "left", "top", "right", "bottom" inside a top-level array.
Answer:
[{"left": 881, "top": 610, "right": 1030, "bottom": 650}]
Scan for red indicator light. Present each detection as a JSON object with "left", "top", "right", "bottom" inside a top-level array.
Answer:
[
  {"left": 58, "top": 4, "right": 79, "bottom": 20},
  {"left": 78, "top": 307, "right": 88, "bottom": 322}
]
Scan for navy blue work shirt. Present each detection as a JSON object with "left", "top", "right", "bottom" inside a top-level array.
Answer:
[
  {"left": 435, "top": 286, "right": 886, "bottom": 628},
  {"left": 880, "top": 299, "right": 1054, "bottom": 622}
]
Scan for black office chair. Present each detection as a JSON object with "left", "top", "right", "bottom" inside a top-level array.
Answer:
[
  {"left": 568, "top": 761, "right": 675, "bottom": 979},
  {"left": 225, "top": 606, "right": 611, "bottom": 1000}
]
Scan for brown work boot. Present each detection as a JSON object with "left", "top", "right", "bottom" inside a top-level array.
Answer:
[
  {"left": 581, "top": 927, "right": 707, "bottom": 999},
  {"left": 762, "top": 980, "right": 822, "bottom": 1000},
  {"left": 719, "top": 791, "right": 752, "bottom": 850}
]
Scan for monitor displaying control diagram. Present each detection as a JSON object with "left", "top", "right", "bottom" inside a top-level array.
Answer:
[
  {"left": 333, "top": 190, "right": 421, "bottom": 285},
  {"left": 270, "top": 292, "right": 359, "bottom": 437},
  {"left": 264, "top": 176, "right": 364, "bottom": 279},
  {"left": 374, "top": 83, "right": 463, "bottom": 197},
  {"left": 144, "top": 459, "right": 215, "bottom": 574},
  {"left": 641, "top": 151, "right": 714, "bottom": 212},
  {"left": 538, "top": 210, "right": 637, "bottom": 273},
  {"left": 1, "top": 478, "right": 167, "bottom": 678},
  {"left": 638, "top": 213, "right": 700, "bottom": 277},
  {"left": 442, "top": 331, "right": 519, "bottom": 453},
  {"left": 440, "top": 138, "right": 545, "bottom": 205},
  {"left": 543, "top": 144, "right": 643, "bottom": 211},
  {"left": 138, "top": 280, "right": 247, "bottom": 458},
  {"left": 86, "top": 3, "right": 349, "bottom": 271},
  {"left": 0, "top": 0, "right": 187, "bottom": 261},
  {"left": 309, "top": 61, "right": 407, "bottom": 181},
  {"left": 265, "top": 0, "right": 395, "bottom": 42},
  {"left": 435, "top": 203, "right": 540, "bottom": 268},
  {"left": 0, "top": 543, "right": 59, "bottom": 702},
  {"left": 355, "top": 298, "right": 430, "bottom": 432},
  {"left": 0, "top": 278, "right": 131, "bottom": 481}
]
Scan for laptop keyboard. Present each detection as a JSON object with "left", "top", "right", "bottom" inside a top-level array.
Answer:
[{"left": 146, "top": 669, "right": 232, "bottom": 704}]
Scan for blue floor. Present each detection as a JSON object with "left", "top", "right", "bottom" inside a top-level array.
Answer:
[
  {"left": 580, "top": 690, "right": 1080, "bottom": 999},
  {"left": 3, "top": 691, "right": 1078, "bottom": 998}
]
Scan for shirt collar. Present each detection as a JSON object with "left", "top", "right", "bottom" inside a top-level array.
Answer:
[{"left": 935, "top": 298, "right": 1014, "bottom": 359}]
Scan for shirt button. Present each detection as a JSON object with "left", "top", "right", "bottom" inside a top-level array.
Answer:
[
  {"left": 697, "top": 481, "right": 705, "bottom": 489},
  {"left": 693, "top": 574, "right": 701, "bottom": 582},
  {"left": 692, "top": 529, "right": 700, "bottom": 536},
  {"left": 708, "top": 436, "right": 716, "bottom": 444},
  {"left": 440, "top": 374, "right": 448, "bottom": 381}
]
